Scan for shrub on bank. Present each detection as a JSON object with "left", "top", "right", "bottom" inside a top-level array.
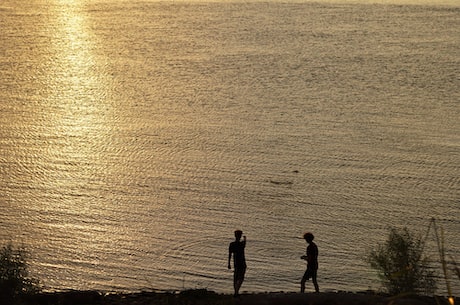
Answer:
[
  {"left": 367, "top": 227, "right": 436, "bottom": 295},
  {"left": 0, "top": 242, "right": 40, "bottom": 302}
]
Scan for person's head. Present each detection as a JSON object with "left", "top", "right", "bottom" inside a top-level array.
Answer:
[
  {"left": 234, "top": 230, "right": 243, "bottom": 240},
  {"left": 303, "top": 232, "right": 314, "bottom": 243}
]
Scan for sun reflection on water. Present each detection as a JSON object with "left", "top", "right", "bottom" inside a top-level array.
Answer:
[
  {"left": 38, "top": 1, "right": 115, "bottom": 209},
  {"left": 27, "top": 1, "right": 123, "bottom": 287},
  {"left": 49, "top": 1, "right": 98, "bottom": 98}
]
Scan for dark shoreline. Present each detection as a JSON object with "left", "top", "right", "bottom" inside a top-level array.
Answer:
[{"left": 14, "top": 289, "right": 456, "bottom": 305}]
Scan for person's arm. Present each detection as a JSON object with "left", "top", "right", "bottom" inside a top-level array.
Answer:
[{"left": 228, "top": 247, "right": 232, "bottom": 269}]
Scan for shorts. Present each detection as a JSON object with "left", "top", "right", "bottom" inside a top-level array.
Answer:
[
  {"left": 234, "top": 267, "right": 246, "bottom": 282},
  {"left": 302, "top": 267, "right": 317, "bottom": 281}
]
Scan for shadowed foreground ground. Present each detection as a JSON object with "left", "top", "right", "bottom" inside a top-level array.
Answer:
[{"left": 20, "top": 289, "right": 455, "bottom": 305}]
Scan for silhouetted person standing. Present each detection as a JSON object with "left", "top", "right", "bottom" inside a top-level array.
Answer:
[
  {"left": 228, "top": 230, "right": 246, "bottom": 297},
  {"left": 300, "top": 232, "right": 319, "bottom": 293}
]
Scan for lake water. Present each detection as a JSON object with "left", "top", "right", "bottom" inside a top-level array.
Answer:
[{"left": 0, "top": 0, "right": 459, "bottom": 295}]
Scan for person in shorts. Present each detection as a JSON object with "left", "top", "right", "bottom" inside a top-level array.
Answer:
[
  {"left": 228, "top": 230, "right": 247, "bottom": 297},
  {"left": 301, "top": 232, "right": 319, "bottom": 293}
]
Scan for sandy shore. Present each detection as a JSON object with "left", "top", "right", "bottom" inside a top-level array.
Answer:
[{"left": 23, "top": 290, "right": 455, "bottom": 305}]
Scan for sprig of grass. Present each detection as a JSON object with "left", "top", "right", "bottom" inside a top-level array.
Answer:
[{"left": 424, "top": 218, "right": 456, "bottom": 305}]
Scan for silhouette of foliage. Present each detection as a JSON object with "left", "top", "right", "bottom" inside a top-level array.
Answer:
[
  {"left": 0, "top": 242, "right": 40, "bottom": 302},
  {"left": 367, "top": 227, "right": 436, "bottom": 295}
]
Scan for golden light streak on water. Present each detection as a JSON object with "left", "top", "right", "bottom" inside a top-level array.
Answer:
[
  {"left": 20, "top": 1, "right": 127, "bottom": 288},
  {"left": 33, "top": 0, "right": 115, "bottom": 221},
  {"left": 48, "top": 1, "right": 98, "bottom": 101}
]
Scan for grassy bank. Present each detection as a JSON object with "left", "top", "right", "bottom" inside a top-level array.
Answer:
[{"left": 12, "top": 289, "right": 456, "bottom": 305}]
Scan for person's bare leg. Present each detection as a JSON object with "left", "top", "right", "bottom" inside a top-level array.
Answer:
[
  {"left": 235, "top": 279, "right": 242, "bottom": 296},
  {"left": 300, "top": 278, "right": 306, "bottom": 293},
  {"left": 312, "top": 275, "right": 319, "bottom": 292}
]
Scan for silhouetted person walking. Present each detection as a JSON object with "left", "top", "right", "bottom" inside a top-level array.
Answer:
[
  {"left": 228, "top": 230, "right": 246, "bottom": 297},
  {"left": 300, "top": 232, "right": 319, "bottom": 293}
]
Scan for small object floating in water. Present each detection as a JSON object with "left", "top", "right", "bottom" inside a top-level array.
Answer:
[{"left": 270, "top": 180, "right": 293, "bottom": 185}]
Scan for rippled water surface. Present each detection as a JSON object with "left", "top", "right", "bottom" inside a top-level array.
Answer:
[{"left": 0, "top": 0, "right": 459, "bottom": 295}]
